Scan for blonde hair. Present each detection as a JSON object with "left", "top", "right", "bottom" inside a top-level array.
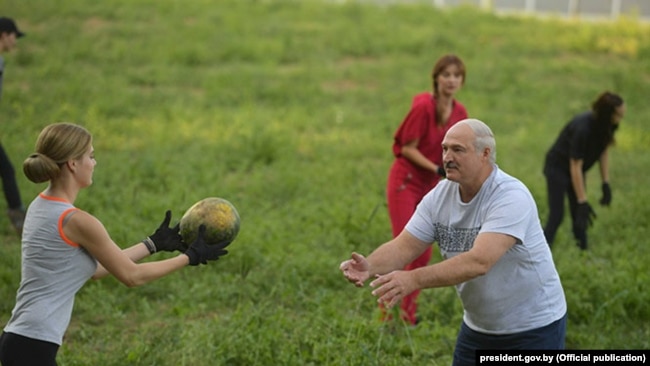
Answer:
[{"left": 23, "top": 123, "right": 93, "bottom": 183}]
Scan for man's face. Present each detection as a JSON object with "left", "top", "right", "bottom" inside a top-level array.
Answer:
[{"left": 441, "top": 124, "right": 486, "bottom": 183}]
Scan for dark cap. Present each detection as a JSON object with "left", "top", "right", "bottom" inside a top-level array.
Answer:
[{"left": 0, "top": 17, "right": 25, "bottom": 38}]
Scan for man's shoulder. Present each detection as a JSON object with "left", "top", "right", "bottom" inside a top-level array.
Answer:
[
  {"left": 434, "top": 177, "right": 457, "bottom": 192},
  {"left": 491, "top": 168, "right": 531, "bottom": 196},
  {"left": 422, "top": 178, "right": 456, "bottom": 204}
]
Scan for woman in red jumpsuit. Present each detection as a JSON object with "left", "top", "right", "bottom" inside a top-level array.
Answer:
[{"left": 386, "top": 54, "right": 468, "bottom": 325}]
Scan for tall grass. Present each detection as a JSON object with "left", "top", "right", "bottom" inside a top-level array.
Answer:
[{"left": 1, "top": 0, "right": 649, "bottom": 364}]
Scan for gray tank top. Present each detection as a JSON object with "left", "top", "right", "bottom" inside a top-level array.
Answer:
[{"left": 4, "top": 193, "right": 97, "bottom": 345}]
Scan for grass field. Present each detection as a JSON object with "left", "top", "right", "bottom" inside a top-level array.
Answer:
[{"left": 1, "top": 0, "right": 649, "bottom": 364}]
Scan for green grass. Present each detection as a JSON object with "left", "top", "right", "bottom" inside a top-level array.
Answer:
[{"left": 1, "top": 0, "right": 649, "bottom": 364}]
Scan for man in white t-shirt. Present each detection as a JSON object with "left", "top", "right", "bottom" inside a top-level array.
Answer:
[{"left": 340, "top": 119, "right": 567, "bottom": 366}]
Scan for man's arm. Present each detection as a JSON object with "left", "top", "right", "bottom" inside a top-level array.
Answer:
[
  {"left": 340, "top": 230, "right": 430, "bottom": 287},
  {"left": 413, "top": 232, "right": 516, "bottom": 288},
  {"left": 370, "top": 232, "right": 517, "bottom": 308},
  {"left": 366, "top": 230, "right": 431, "bottom": 277}
]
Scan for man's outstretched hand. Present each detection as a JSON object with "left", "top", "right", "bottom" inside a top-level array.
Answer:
[{"left": 340, "top": 252, "right": 370, "bottom": 287}]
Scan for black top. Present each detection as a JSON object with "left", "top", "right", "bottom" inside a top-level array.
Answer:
[{"left": 545, "top": 111, "right": 610, "bottom": 174}]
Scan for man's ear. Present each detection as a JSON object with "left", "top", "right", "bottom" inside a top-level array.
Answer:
[{"left": 482, "top": 148, "right": 491, "bottom": 160}]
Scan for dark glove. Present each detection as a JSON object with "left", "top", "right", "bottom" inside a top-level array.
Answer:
[
  {"left": 599, "top": 182, "right": 612, "bottom": 206},
  {"left": 575, "top": 202, "right": 597, "bottom": 232},
  {"left": 184, "top": 225, "right": 230, "bottom": 266},
  {"left": 145, "top": 210, "right": 185, "bottom": 253},
  {"left": 436, "top": 166, "right": 446, "bottom": 178}
]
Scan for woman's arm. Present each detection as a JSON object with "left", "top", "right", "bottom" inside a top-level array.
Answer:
[
  {"left": 599, "top": 148, "right": 610, "bottom": 183},
  {"left": 92, "top": 242, "right": 150, "bottom": 279},
  {"left": 401, "top": 140, "right": 442, "bottom": 173},
  {"left": 569, "top": 158, "right": 587, "bottom": 202},
  {"left": 64, "top": 210, "right": 189, "bottom": 286}
]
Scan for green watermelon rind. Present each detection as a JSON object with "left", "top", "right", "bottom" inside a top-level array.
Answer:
[{"left": 179, "top": 197, "right": 240, "bottom": 246}]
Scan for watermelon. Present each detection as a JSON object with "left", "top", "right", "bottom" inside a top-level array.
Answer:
[{"left": 179, "top": 197, "right": 240, "bottom": 246}]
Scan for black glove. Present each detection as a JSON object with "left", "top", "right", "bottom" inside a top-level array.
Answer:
[
  {"left": 599, "top": 182, "right": 612, "bottom": 206},
  {"left": 436, "top": 166, "right": 446, "bottom": 178},
  {"left": 575, "top": 202, "right": 597, "bottom": 232},
  {"left": 145, "top": 210, "right": 185, "bottom": 253},
  {"left": 185, "top": 225, "right": 230, "bottom": 266}
]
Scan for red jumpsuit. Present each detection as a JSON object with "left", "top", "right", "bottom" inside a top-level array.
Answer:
[{"left": 386, "top": 92, "right": 467, "bottom": 325}]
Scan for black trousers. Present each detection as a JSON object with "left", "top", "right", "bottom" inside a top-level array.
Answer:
[
  {"left": 543, "top": 165, "right": 587, "bottom": 249},
  {"left": 0, "top": 143, "right": 23, "bottom": 210},
  {"left": 0, "top": 331, "right": 59, "bottom": 366}
]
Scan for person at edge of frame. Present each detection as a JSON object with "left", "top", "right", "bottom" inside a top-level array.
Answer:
[
  {"left": 0, "top": 16, "right": 27, "bottom": 235},
  {"left": 0, "top": 122, "right": 232, "bottom": 366}
]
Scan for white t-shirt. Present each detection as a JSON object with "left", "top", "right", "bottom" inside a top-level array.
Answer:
[{"left": 406, "top": 165, "right": 566, "bottom": 334}]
